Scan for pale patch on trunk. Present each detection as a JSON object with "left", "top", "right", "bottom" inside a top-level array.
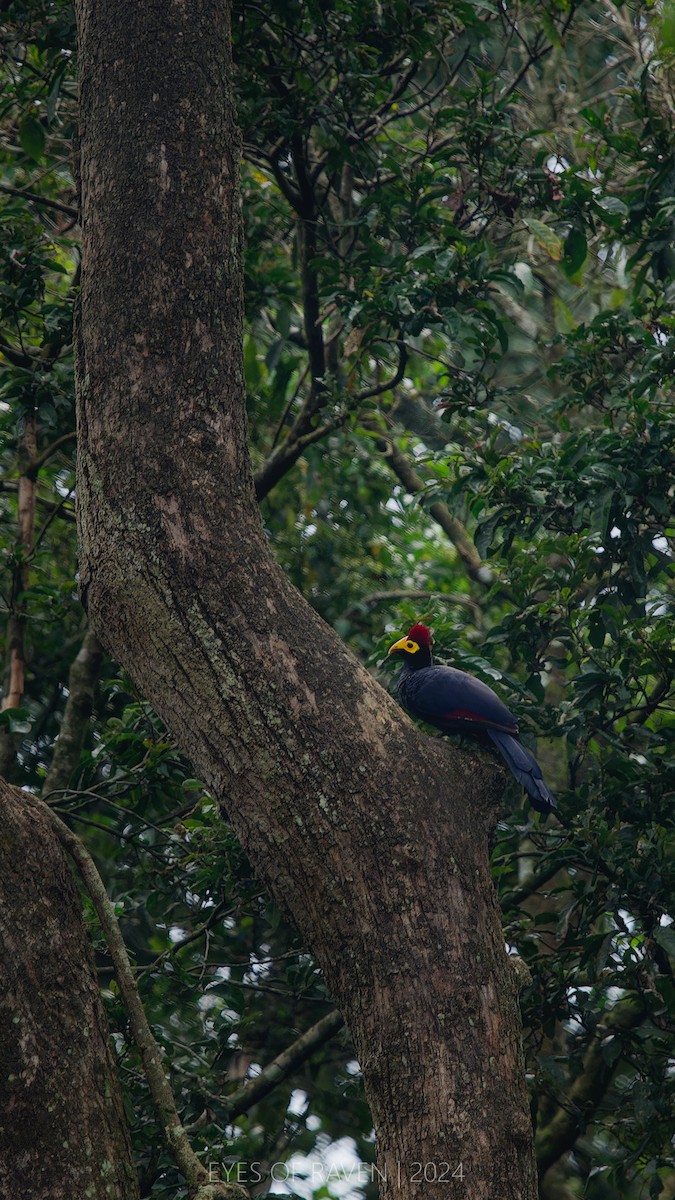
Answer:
[
  {"left": 159, "top": 142, "right": 170, "bottom": 191},
  {"left": 354, "top": 683, "right": 397, "bottom": 758},
  {"left": 155, "top": 492, "right": 192, "bottom": 556},
  {"left": 265, "top": 632, "right": 320, "bottom": 716}
]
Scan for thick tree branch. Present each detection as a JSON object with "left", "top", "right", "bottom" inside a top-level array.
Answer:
[{"left": 74, "top": 3, "right": 538, "bottom": 1194}]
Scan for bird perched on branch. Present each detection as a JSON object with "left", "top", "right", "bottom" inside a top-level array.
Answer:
[{"left": 388, "top": 622, "right": 556, "bottom": 815}]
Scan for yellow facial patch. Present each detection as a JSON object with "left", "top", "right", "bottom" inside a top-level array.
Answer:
[{"left": 388, "top": 636, "right": 420, "bottom": 656}]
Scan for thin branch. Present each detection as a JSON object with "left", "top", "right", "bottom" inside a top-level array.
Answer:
[
  {"left": 26, "top": 485, "right": 75, "bottom": 560},
  {"left": 45, "top": 804, "right": 244, "bottom": 1200},
  {"left": 381, "top": 436, "right": 487, "bottom": 583},
  {"left": 614, "top": 675, "right": 673, "bottom": 727},
  {"left": 501, "top": 860, "right": 567, "bottom": 912},
  {"left": 502, "top": 3, "right": 580, "bottom": 103},
  {"left": 53, "top": 811, "right": 175, "bottom": 865},
  {"left": 355, "top": 337, "right": 408, "bottom": 402},
  {"left": 0, "top": 182, "right": 78, "bottom": 218},
  {"left": 255, "top": 335, "right": 407, "bottom": 500},
  {"left": 347, "top": 60, "right": 420, "bottom": 146},
  {"left": 0, "top": 326, "right": 74, "bottom": 374},
  {"left": 368, "top": 72, "right": 450, "bottom": 134},
  {"left": 136, "top": 900, "right": 231, "bottom": 981},
  {"left": 342, "top": 589, "right": 482, "bottom": 625},
  {"left": 224, "top": 1009, "right": 345, "bottom": 1121},
  {"left": 255, "top": 408, "right": 350, "bottom": 500},
  {"left": 26, "top": 429, "right": 77, "bottom": 479},
  {"left": 0, "top": 338, "right": 33, "bottom": 370},
  {"left": 270, "top": 363, "right": 310, "bottom": 450},
  {"left": 0, "top": 481, "right": 76, "bottom": 522}
]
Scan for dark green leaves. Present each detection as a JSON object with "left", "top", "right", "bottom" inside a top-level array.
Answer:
[{"left": 19, "top": 115, "right": 45, "bottom": 161}]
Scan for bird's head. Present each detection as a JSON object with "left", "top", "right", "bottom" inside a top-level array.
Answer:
[{"left": 387, "top": 623, "right": 433, "bottom": 668}]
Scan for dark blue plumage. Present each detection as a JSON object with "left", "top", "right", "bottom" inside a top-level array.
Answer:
[{"left": 388, "top": 623, "right": 556, "bottom": 815}]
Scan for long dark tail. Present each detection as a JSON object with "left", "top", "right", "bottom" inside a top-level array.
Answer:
[{"left": 487, "top": 728, "right": 557, "bottom": 814}]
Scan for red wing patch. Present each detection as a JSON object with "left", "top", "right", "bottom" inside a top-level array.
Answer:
[{"left": 444, "top": 709, "right": 518, "bottom": 733}]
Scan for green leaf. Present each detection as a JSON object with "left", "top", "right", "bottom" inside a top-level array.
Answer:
[
  {"left": 475, "top": 508, "right": 506, "bottom": 557},
  {"left": 653, "top": 923, "right": 675, "bottom": 958},
  {"left": 600, "top": 1034, "right": 623, "bottom": 1067},
  {"left": 540, "top": 9, "right": 562, "bottom": 49},
  {"left": 561, "top": 226, "right": 587, "bottom": 279},
  {"left": 0, "top": 707, "right": 32, "bottom": 734},
  {"left": 19, "top": 116, "right": 46, "bottom": 161},
  {"left": 47, "top": 59, "right": 68, "bottom": 126},
  {"left": 553, "top": 296, "right": 577, "bottom": 332},
  {"left": 580, "top": 104, "right": 607, "bottom": 130},
  {"left": 588, "top": 610, "right": 606, "bottom": 650},
  {"left": 656, "top": 0, "right": 675, "bottom": 55},
  {"left": 594, "top": 195, "right": 629, "bottom": 229},
  {"left": 523, "top": 217, "right": 563, "bottom": 261}
]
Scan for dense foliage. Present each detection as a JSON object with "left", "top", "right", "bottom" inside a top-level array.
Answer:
[{"left": 1, "top": 1, "right": 673, "bottom": 1197}]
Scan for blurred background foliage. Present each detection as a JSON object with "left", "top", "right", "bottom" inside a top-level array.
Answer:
[{"left": 1, "top": 0, "right": 673, "bottom": 1197}]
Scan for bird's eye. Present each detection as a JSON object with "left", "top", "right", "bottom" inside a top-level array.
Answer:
[{"left": 406, "top": 641, "right": 416, "bottom": 651}]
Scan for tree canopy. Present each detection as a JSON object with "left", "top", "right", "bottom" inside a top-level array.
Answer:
[{"left": 1, "top": 1, "right": 674, "bottom": 1198}]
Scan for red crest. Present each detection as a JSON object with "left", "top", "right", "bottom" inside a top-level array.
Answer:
[{"left": 407, "top": 623, "right": 432, "bottom": 648}]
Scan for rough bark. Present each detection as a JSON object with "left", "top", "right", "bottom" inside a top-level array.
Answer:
[
  {"left": 0, "top": 781, "right": 138, "bottom": 1200},
  {"left": 73, "top": 3, "right": 538, "bottom": 1198}
]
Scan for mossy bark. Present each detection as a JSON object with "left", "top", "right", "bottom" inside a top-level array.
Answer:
[
  {"left": 73, "top": 2, "right": 538, "bottom": 1197},
  {"left": 0, "top": 782, "right": 138, "bottom": 1200}
]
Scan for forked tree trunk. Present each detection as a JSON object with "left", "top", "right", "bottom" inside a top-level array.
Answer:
[
  {"left": 0, "top": 782, "right": 138, "bottom": 1200},
  {"left": 73, "top": 2, "right": 538, "bottom": 1197}
]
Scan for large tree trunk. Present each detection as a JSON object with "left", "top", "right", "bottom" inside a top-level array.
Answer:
[
  {"left": 0, "top": 782, "right": 139, "bottom": 1200},
  {"left": 73, "top": 3, "right": 538, "bottom": 1197}
]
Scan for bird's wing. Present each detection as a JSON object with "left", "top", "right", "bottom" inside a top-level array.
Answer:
[{"left": 403, "top": 666, "right": 518, "bottom": 734}]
